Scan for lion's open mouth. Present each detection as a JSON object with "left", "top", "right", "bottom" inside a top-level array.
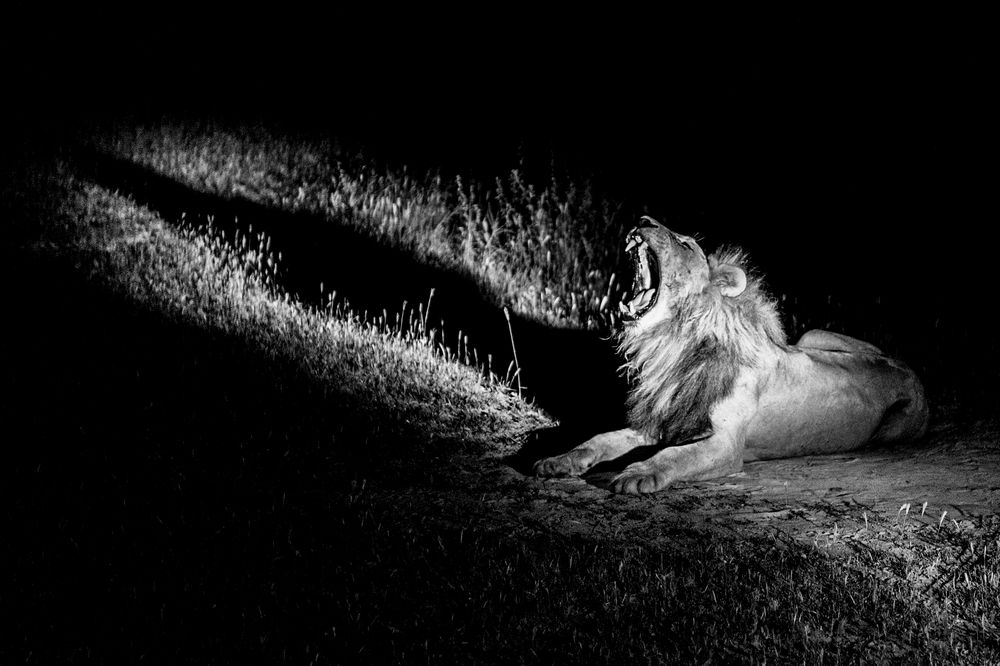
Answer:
[{"left": 620, "top": 232, "right": 659, "bottom": 320}]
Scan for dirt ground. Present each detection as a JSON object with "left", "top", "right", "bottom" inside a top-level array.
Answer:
[{"left": 464, "top": 414, "right": 1000, "bottom": 593}]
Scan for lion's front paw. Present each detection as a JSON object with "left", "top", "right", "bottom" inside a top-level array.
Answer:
[
  {"left": 611, "top": 462, "right": 671, "bottom": 495},
  {"left": 533, "top": 448, "right": 596, "bottom": 478}
]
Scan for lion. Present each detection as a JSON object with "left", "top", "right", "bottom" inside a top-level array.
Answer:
[{"left": 534, "top": 216, "right": 928, "bottom": 494}]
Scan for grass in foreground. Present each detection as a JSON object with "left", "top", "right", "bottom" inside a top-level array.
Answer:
[{"left": 2, "top": 138, "right": 997, "bottom": 663}]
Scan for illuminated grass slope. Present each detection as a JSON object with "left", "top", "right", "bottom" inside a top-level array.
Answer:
[{"left": 14, "top": 157, "right": 550, "bottom": 454}]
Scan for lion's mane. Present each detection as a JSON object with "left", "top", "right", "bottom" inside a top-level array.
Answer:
[{"left": 617, "top": 246, "right": 787, "bottom": 444}]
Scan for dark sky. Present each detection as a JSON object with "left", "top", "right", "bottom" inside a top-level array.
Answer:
[{"left": 7, "top": 10, "right": 992, "bottom": 306}]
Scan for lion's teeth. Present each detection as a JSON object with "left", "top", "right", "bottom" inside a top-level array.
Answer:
[
  {"left": 626, "top": 237, "right": 638, "bottom": 253},
  {"left": 619, "top": 301, "right": 628, "bottom": 314}
]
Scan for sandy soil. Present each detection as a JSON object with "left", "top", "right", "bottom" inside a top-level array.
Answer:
[{"left": 460, "top": 415, "right": 1000, "bottom": 592}]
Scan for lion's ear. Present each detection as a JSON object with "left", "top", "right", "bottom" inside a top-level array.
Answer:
[{"left": 711, "top": 264, "right": 747, "bottom": 298}]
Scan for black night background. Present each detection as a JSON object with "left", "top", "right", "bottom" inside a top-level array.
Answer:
[{"left": 2, "top": 9, "right": 997, "bottom": 663}]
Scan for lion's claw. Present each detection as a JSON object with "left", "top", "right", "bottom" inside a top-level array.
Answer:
[
  {"left": 611, "top": 463, "right": 670, "bottom": 494},
  {"left": 533, "top": 449, "right": 595, "bottom": 478}
]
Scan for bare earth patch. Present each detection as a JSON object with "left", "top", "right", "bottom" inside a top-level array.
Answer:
[{"left": 449, "top": 414, "right": 1000, "bottom": 598}]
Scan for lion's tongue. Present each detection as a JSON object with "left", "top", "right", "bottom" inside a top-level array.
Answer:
[
  {"left": 631, "top": 288, "right": 655, "bottom": 312},
  {"left": 620, "top": 288, "right": 656, "bottom": 316}
]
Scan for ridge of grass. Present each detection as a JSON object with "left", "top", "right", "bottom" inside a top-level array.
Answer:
[
  {"left": 9, "top": 157, "right": 550, "bottom": 455},
  {"left": 95, "top": 123, "right": 630, "bottom": 330}
]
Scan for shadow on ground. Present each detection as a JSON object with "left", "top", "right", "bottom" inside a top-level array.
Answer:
[
  {"left": 72, "top": 149, "right": 628, "bottom": 435},
  {"left": 505, "top": 425, "right": 666, "bottom": 486},
  {"left": 0, "top": 252, "right": 490, "bottom": 660}
]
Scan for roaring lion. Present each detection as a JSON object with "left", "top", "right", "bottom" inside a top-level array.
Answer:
[{"left": 534, "top": 216, "right": 928, "bottom": 494}]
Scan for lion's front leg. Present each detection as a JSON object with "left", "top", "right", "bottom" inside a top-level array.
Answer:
[
  {"left": 534, "top": 428, "right": 653, "bottom": 478},
  {"left": 611, "top": 433, "right": 743, "bottom": 494}
]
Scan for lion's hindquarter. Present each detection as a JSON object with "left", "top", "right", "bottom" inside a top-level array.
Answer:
[{"left": 743, "top": 346, "right": 928, "bottom": 461}]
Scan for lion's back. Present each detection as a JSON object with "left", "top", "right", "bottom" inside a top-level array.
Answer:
[
  {"left": 795, "top": 329, "right": 928, "bottom": 441},
  {"left": 795, "top": 329, "right": 884, "bottom": 356}
]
